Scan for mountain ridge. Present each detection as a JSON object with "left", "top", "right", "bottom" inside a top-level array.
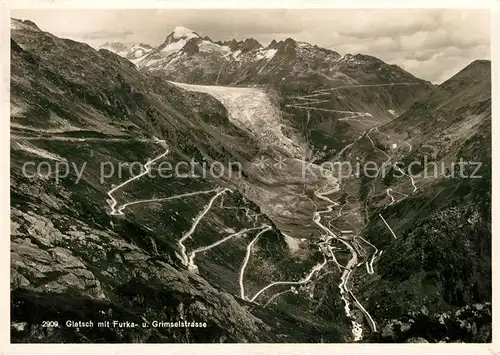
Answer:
[{"left": 94, "top": 24, "right": 432, "bottom": 87}]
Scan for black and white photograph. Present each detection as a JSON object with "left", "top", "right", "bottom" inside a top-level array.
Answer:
[{"left": 8, "top": 4, "right": 493, "bottom": 346}]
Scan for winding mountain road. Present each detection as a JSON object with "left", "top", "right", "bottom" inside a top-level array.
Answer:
[
  {"left": 249, "top": 257, "right": 328, "bottom": 303},
  {"left": 311, "top": 82, "right": 420, "bottom": 94},
  {"left": 178, "top": 188, "right": 230, "bottom": 268},
  {"left": 311, "top": 186, "right": 373, "bottom": 340},
  {"left": 107, "top": 138, "right": 169, "bottom": 216}
]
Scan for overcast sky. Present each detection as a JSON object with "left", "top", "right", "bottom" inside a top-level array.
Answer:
[{"left": 12, "top": 9, "right": 490, "bottom": 83}]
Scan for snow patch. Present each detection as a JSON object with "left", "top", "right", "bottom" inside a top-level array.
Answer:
[
  {"left": 232, "top": 50, "right": 242, "bottom": 61},
  {"left": 352, "top": 321, "right": 363, "bottom": 341},
  {"left": 100, "top": 43, "right": 152, "bottom": 61},
  {"left": 388, "top": 109, "right": 398, "bottom": 116},
  {"left": 139, "top": 52, "right": 185, "bottom": 70},
  {"left": 282, "top": 233, "right": 301, "bottom": 252},
  {"left": 129, "top": 44, "right": 152, "bottom": 58},
  {"left": 161, "top": 39, "right": 189, "bottom": 56},
  {"left": 338, "top": 54, "right": 365, "bottom": 66},
  {"left": 199, "top": 41, "right": 231, "bottom": 56}
]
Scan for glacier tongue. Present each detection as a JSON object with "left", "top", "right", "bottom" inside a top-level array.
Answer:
[{"left": 169, "top": 81, "right": 305, "bottom": 158}]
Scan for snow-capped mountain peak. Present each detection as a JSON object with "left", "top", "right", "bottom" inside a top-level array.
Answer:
[{"left": 149, "top": 26, "right": 203, "bottom": 58}]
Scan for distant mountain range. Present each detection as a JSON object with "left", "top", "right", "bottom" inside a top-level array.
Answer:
[
  {"left": 99, "top": 26, "right": 432, "bottom": 87},
  {"left": 100, "top": 42, "right": 154, "bottom": 62}
]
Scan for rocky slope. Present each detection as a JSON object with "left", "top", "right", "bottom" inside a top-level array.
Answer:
[{"left": 354, "top": 60, "right": 492, "bottom": 342}]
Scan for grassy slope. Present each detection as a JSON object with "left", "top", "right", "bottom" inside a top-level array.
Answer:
[{"left": 358, "top": 60, "right": 492, "bottom": 342}]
